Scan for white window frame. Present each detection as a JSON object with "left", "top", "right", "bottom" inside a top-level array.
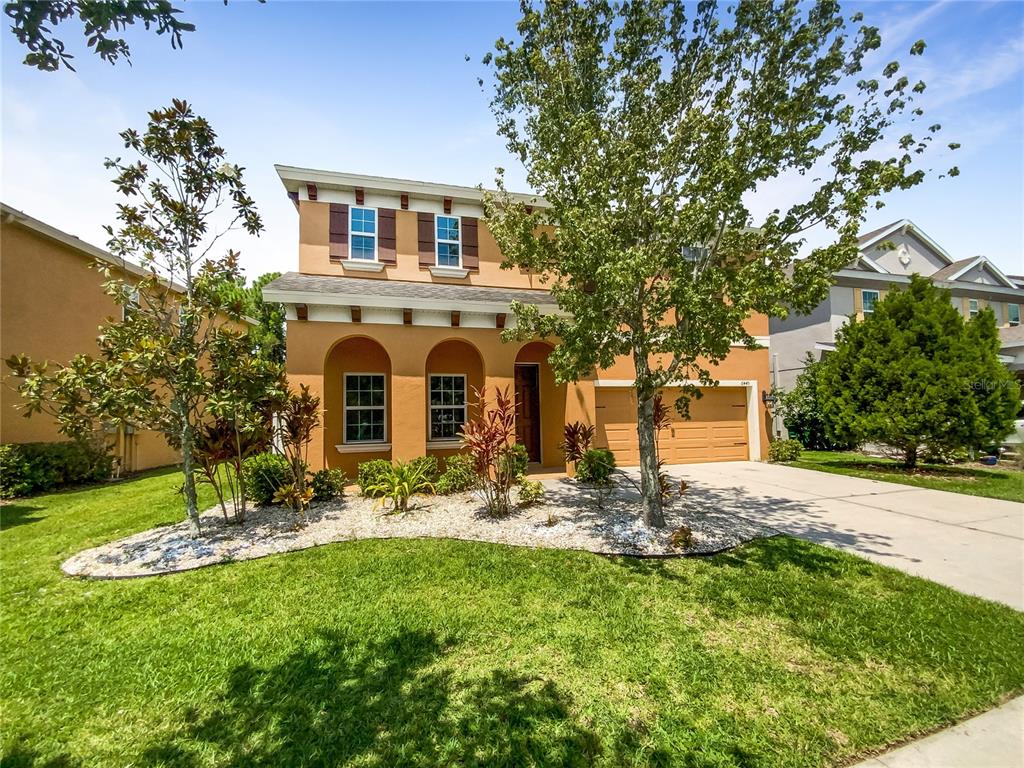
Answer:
[
  {"left": 435, "top": 215, "right": 461, "bottom": 268},
  {"left": 1009, "top": 303, "right": 1021, "bottom": 327},
  {"left": 861, "top": 289, "right": 879, "bottom": 314},
  {"left": 428, "top": 373, "right": 467, "bottom": 441},
  {"left": 968, "top": 298, "right": 979, "bottom": 318},
  {"left": 343, "top": 372, "right": 387, "bottom": 444},
  {"left": 349, "top": 206, "right": 378, "bottom": 262}
]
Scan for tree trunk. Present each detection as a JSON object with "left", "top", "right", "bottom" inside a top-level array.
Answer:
[
  {"left": 904, "top": 444, "right": 918, "bottom": 469},
  {"left": 177, "top": 401, "right": 202, "bottom": 537},
  {"left": 637, "top": 392, "right": 666, "bottom": 528}
]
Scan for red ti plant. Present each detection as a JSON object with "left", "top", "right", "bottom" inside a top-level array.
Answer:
[
  {"left": 270, "top": 384, "right": 320, "bottom": 526},
  {"left": 459, "top": 385, "right": 519, "bottom": 517},
  {"left": 653, "top": 394, "right": 674, "bottom": 503},
  {"left": 561, "top": 421, "right": 595, "bottom": 466}
]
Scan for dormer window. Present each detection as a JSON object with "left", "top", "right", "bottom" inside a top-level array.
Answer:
[
  {"left": 350, "top": 207, "right": 377, "bottom": 261},
  {"left": 436, "top": 215, "right": 460, "bottom": 267}
]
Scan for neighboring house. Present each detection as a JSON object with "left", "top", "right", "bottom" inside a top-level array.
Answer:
[
  {"left": 263, "top": 166, "right": 772, "bottom": 477},
  {"left": 770, "top": 219, "right": 1024, "bottom": 395},
  {"left": 1, "top": 204, "right": 181, "bottom": 472}
]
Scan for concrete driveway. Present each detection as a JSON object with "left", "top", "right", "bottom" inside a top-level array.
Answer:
[{"left": 665, "top": 461, "right": 1024, "bottom": 610}]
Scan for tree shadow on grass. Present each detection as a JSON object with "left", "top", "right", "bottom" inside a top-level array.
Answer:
[
  {"left": 141, "top": 629, "right": 600, "bottom": 767},
  {"left": 805, "top": 456, "right": 1016, "bottom": 483},
  {"left": 0, "top": 503, "right": 45, "bottom": 531}
]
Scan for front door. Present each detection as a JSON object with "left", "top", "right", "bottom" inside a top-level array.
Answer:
[{"left": 514, "top": 364, "right": 541, "bottom": 462}]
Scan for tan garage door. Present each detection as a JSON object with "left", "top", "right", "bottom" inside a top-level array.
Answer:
[{"left": 595, "top": 387, "right": 749, "bottom": 465}]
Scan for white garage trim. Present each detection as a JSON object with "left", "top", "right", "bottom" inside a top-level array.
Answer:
[{"left": 591, "top": 378, "right": 762, "bottom": 461}]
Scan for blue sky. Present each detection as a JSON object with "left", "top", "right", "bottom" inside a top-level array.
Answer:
[{"left": 2, "top": 1, "right": 1022, "bottom": 278}]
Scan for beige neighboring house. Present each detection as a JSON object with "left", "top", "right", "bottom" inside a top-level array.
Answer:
[
  {"left": 769, "top": 220, "right": 1024, "bottom": 401},
  {"left": 1, "top": 203, "right": 183, "bottom": 472}
]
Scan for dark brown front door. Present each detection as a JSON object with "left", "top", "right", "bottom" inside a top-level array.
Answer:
[{"left": 514, "top": 364, "right": 541, "bottom": 462}]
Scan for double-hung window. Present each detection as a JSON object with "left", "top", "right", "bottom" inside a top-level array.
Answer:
[
  {"left": 429, "top": 374, "right": 466, "bottom": 440},
  {"left": 968, "top": 298, "right": 979, "bottom": 318},
  {"left": 344, "top": 374, "right": 386, "bottom": 443},
  {"left": 1008, "top": 303, "right": 1020, "bottom": 326},
  {"left": 861, "top": 289, "right": 879, "bottom": 314},
  {"left": 350, "top": 207, "right": 377, "bottom": 261},
  {"left": 436, "top": 215, "right": 461, "bottom": 267}
]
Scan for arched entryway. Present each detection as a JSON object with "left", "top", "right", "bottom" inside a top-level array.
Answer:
[
  {"left": 425, "top": 339, "right": 484, "bottom": 463},
  {"left": 323, "top": 336, "right": 392, "bottom": 476},
  {"left": 514, "top": 341, "right": 565, "bottom": 467}
]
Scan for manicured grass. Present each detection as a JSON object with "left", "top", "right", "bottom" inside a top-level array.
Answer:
[
  {"left": 790, "top": 450, "right": 1024, "bottom": 503},
  {"left": 2, "top": 471, "right": 1022, "bottom": 767}
]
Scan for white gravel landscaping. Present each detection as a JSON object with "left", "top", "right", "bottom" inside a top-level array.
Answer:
[{"left": 62, "top": 474, "right": 778, "bottom": 579}]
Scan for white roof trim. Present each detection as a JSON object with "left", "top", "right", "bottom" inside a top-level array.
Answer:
[
  {"left": 275, "top": 165, "right": 548, "bottom": 209},
  {"left": 858, "top": 219, "right": 954, "bottom": 266},
  {"left": 857, "top": 255, "right": 889, "bottom": 274},
  {"left": 262, "top": 287, "right": 565, "bottom": 316},
  {"left": 944, "top": 255, "right": 1017, "bottom": 289}
]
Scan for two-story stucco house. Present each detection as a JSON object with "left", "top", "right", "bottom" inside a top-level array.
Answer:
[
  {"left": 1, "top": 204, "right": 182, "bottom": 472},
  {"left": 263, "top": 166, "right": 773, "bottom": 477},
  {"left": 769, "top": 219, "right": 1024, "bottom": 395}
]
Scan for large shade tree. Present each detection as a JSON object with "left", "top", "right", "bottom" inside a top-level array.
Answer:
[
  {"left": 817, "top": 276, "right": 1019, "bottom": 467},
  {"left": 483, "top": 0, "right": 956, "bottom": 526}
]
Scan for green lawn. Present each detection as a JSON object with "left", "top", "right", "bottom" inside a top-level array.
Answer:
[
  {"left": 2, "top": 472, "right": 1023, "bottom": 767},
  {"left": 790, "top": 450, "right": 1024, "bottom": 503}
]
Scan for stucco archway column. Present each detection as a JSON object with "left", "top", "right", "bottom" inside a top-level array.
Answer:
[
  {"left": 389, "top": 343, "right": 429, "bottom": 462},
  {"left": 484, "top": 341, "right": 519, "bottom": 401}
]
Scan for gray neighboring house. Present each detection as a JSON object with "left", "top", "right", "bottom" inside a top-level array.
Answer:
[{"left": 769, "top": 219, "right": 1024, "bottom": 398}]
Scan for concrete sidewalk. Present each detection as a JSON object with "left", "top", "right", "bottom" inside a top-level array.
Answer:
[{"left": 663, "top": 462, "right": 1024, "bottom": 767}]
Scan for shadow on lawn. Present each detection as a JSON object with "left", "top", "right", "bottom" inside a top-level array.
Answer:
[
  {"left": 140, "top": 629, "right": 600, "bottom": 767},
  {"left": 803, "top": 456, "right": 1016, "bottom": 482},
  {"left": 0, "top": 503, "right": 46, "bottom": 531}
]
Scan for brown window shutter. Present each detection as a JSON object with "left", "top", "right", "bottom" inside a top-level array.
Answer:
[
  {"left": 417, "top": 212, "right": 435, "bottom": 267},
  {"left": 462, "top": 217, "right": 479, "bottom": 271},
  {"left": 329, "top": 203, "right": 349, "bottom": 261},
  {"left": 378, "top": 208, "right": 397, "bottom": 264}
]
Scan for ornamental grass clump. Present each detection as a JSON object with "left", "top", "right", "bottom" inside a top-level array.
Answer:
[{"left": 364, "top": 461, "right": 435, "bottom": 514}]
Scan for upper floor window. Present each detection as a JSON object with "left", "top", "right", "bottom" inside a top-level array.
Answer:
[
  {"left": 436, "top": 215, "right": 460, "bottom": 267},
  {"left": 350, "top": 207, "right": 377, "bottom": 261},
  {"left": 682, "top": 245, "right": 709, "bottom": 262},
  {"left": 1009, "top": 303, "right": 1020, "bottom": 327},
  {"left": 968, "top": 298, "right": 979, "bottom": 318},
  {"left": 861, "top": 289, "right": 879, "bottom": 314}
]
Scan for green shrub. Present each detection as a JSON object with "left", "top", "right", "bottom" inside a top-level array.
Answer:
[
  {"left": 311, "top": 468, "right": 347, "bottom": 501},
  {"left": 768, "top": 439, "right": 802, "bottom": 463},
  {"left": 364, "top": 461, "right": 435, "bottom": 514},
  {"left": 408, "top": 455, "right": 439, "bottom": 483},
  {"left": 242, "top": 452, "right": 291, "bottom": 505},
  {"left": 0, "top": 440, "right": 113, "bottom": 498},
  {"left": 357, "top": 459, "right": 393, "bottom": 498},
  {"left": 576, "top": 448, "right": 616, "bottom": 484},
  {"left": 436, "top": 454, "right": 476, "bottom": 495},
  {"left": 499, "top": 443, "right": 529, "bottom": 482},
  {"left": 518, "top": 479, "right": 545, "bottom": 507}
]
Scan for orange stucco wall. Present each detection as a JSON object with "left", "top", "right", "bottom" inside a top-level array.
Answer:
[
  {"left": 1, "top": 221, "right": 179, "bottom": 471},
  {"left": 285, "top": 318, "right": 769, "bottom": 477}
]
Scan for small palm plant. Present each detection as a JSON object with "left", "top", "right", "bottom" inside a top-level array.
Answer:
[{"left": 365, "top": 461, "right": 435, "bottom": 514}]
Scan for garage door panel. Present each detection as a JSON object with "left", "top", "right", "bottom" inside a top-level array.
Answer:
[{"left": 595, "top": 387, "right": 749, "bottom": 466}]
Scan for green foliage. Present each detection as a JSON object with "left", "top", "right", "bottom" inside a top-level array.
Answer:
[
  {"left": 363, "top": 461, "right": 435, "bottom": 514},
  {"left": 0, "top": 440, "right": 112, "bottom": 498},
  {"left": 482, "top": 1, "right": 950, "bottom": 527},
  {"left": 817, "top": 276, "right": 1020, "bottom": 467},
  {"left": 242, "top": 453, "right": 291, "bottom": 506},
  {"left": 358, "top": 459, "right": 393, "bottom": 498},
  {"left": 435, "top": 454, "right": 477, "bottom": 495},
  {"left": 575, "top": 448, "right": 616, "bottom": 485},
  {"left": 669, "top": 525, "right": 695, "bottom": 550},
  {"left": 4, "top": 0, "right": 198, "bottom": 71},
  {"left": 408, "top": 455, "right": 440, "bottom": 484},
  {"left": 311, "top": 469, "right": 347, "bottom": 502},
  {"left": 517, "top": 479, "right": 545, "bottom": 507},
  {"left": 776, "top": 354, "right": 853, "bottom": 451},
  {"left": 768, "top": 439, "right": 803, "bottom": 463},
  {"left": 499, "top": 443, "right": 529, "bottom": 483},
  {"left": 213, "top": 272, "right": 286, "bottom": 364}
]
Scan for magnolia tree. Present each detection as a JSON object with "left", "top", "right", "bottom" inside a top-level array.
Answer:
[
  {"left": 482, "top": 0, "right": 956, "bottom": 526},
  {"left": 7, "top": 101, "right": 265, "bottom": 536}
]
